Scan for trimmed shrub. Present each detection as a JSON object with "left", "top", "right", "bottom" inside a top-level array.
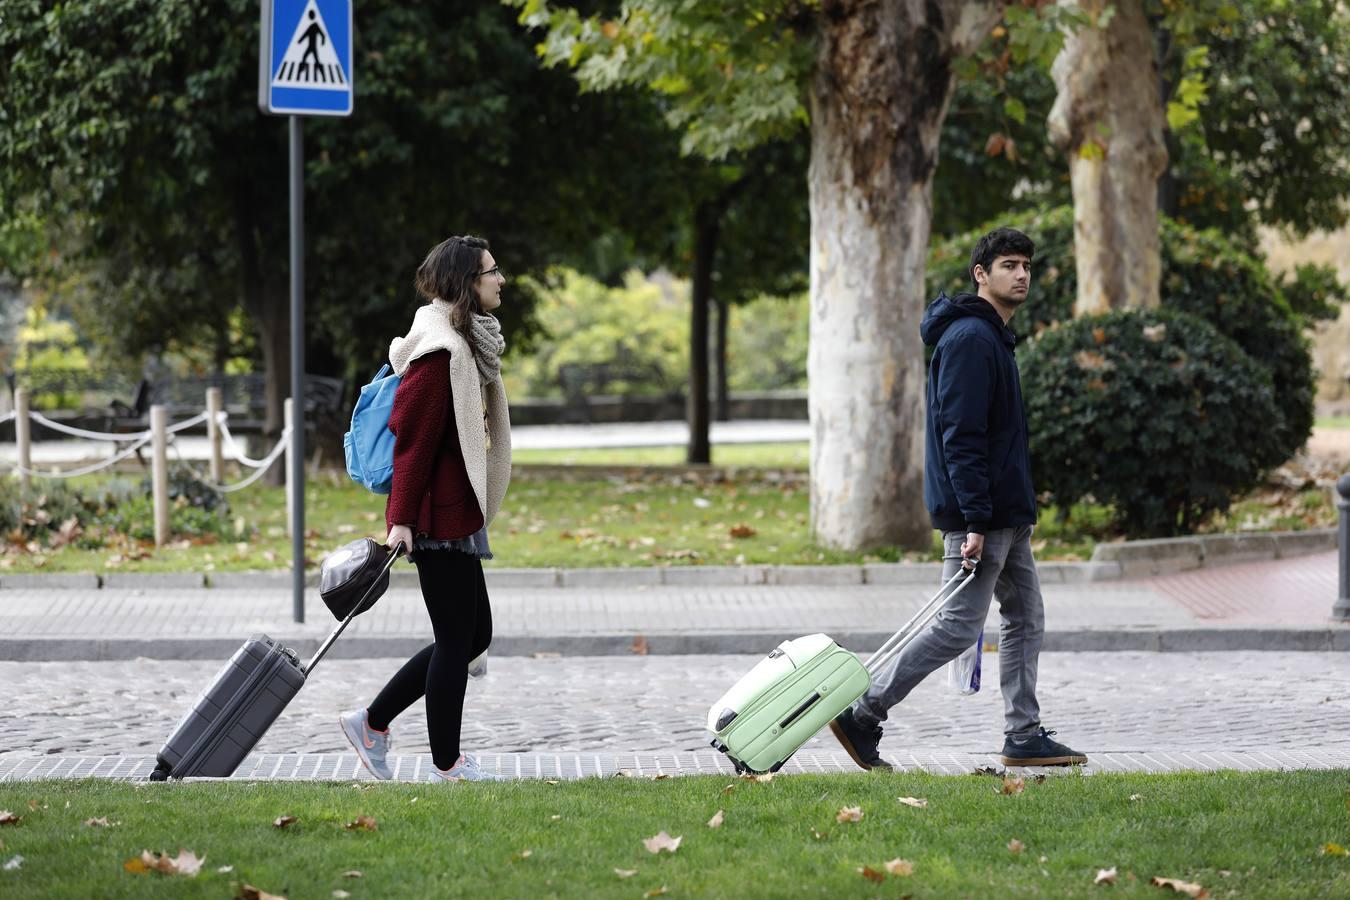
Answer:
[
  {"left": 1020, "top": 309, "right": 1283, "bottom": 537},
  {"left": 929, "top": 207, "right": 1317, "bottom": 463}
]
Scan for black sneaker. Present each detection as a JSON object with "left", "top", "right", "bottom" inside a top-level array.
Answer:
[
  {"left": 1001, "top": 727, "right": 1088, "bottom": 767},
  {"left": 828, "top": 708, "right": 892, "bottom": 771}
]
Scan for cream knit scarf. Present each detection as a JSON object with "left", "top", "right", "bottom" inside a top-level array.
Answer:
[{"left": 468, "top": 313, "right": 505, "bottom": 383}]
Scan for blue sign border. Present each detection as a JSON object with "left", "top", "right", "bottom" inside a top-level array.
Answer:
[{"left": 258, "top": 0, "right": 353, "bottom": 117}]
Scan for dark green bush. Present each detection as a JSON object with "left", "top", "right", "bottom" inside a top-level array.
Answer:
[
  {"left": 0, "top": 468, "right": 238, "bottom": 549},
  {"left": 929, "top": 207, "right": 1320, "bottom": 463},
  {"left": 1021, "top": 309, "right": 1283, "bottom": 537}
]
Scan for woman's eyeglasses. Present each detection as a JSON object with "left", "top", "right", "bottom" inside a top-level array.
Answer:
[{"left": 477, "top": 265, "right": 502, "bottom": 279}]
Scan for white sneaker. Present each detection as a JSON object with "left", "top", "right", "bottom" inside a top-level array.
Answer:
[
  {"left": 467, "top": 650, "right": 488, "bottom": 679},
  {"left": 339, "top": 709, "right": 393, "bottom": 780},
  {"left": 428, "top": 753, "right": 499, "bottom": 782}
]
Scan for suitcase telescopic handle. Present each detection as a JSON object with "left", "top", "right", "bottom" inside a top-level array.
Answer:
[
  {"left": 863, "top": 562, "right": 978, "bottom": 676},
  {"left": 304, "top": 541, "right": 406, "bottom": 675}
]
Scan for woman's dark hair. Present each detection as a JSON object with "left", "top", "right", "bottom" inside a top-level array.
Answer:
[
  {"left": 969, "top": 227, "right": 1035, "bottom": 289},
  {"left": 414, "top": 235, "right": 490, "bottom": 330}
]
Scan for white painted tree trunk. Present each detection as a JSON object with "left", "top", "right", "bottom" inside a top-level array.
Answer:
[
  {"left": 809, "top": 0, "right": 1001, "bottom": 551},
  {"left": 1048, "top": 0, "right": 1168, "bottom": 315}
]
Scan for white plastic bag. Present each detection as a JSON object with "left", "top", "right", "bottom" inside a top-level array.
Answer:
[{"left": 946, "top": 628, "right": 983, "bottom": 695}]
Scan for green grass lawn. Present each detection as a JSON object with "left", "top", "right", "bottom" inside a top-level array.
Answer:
[
  {"left": 0, "top": 772, "right": 1346, "bottom": 898},
  {"left": 2, "top": 440, "right": 1336, "bottom": 574}
]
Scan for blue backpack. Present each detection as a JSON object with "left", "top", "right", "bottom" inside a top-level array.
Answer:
[{"left": 344, "top": 364, "right": 400, "bottom": 494}]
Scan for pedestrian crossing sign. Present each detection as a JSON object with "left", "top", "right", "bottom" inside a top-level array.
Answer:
[{"left": 258, "top": 0, "right": 353, "bottom": 117}]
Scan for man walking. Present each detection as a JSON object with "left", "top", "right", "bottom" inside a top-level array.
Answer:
[{"left": 830, "top": 226, "right": 1087, "bottom": 771}]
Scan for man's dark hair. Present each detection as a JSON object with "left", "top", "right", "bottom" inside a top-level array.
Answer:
[{"left": 969, "top": 227, "right": 1035, "bottom": 290}]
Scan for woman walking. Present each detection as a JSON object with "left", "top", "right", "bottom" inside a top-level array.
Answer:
[{"left": 340, "top": 235, "right": 512, "bottom": 782}]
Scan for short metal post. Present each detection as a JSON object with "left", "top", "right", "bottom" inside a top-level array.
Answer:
[
  {"left": 1335, "top": 474, "right": 1350, "bottom": 621},
  {"left": 151, "top": 405, "right": 169, "bottom": 547},
  {"left": 14, "top": 388, "right": 30, "bottom": 489}
]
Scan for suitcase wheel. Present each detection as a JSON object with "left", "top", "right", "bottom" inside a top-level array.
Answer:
[{"left": 149, "top": 762, "right": 171, "bottom": 782}]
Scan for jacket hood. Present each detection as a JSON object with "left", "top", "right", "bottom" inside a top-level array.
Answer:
[{"left": 920, "top": 292, "right": 1014, "bottom": 347}]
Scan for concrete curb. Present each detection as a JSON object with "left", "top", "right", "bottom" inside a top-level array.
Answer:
[
  {"left": 1088, "top": 529, "right": 1337, "bottom": 577},
  {"left": 2, "top": 626, "right": 1347, "bottom": 661},
  {"left": 1, "top": 528, "right": 1335, "bottom": 591}
]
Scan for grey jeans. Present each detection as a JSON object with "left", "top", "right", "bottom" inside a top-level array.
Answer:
[{"left": 853, "top": 525, "right": 1045, "bottom": 739}]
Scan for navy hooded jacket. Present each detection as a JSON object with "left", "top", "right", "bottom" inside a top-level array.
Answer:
[{"left": 921, "top": 292, "right": 1037, "bottom": 534}]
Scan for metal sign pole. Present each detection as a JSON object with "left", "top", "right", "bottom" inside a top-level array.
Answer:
[{"left": 290, "top": 114, "right": 306, "bottom": 624}]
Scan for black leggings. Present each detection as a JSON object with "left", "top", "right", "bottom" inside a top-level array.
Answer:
[{"left": 365, "top": 550, "right": 492, "bottom": 770}]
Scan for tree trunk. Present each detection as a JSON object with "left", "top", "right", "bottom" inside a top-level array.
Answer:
[
  {"left": 809, "top": 0, "right": 1001, "bottom": 551},
  {"left": 235, "top": 187, "right": 291, "bottom": 486},
  {"left": 687, "top": 204, "right": 717, "bottom": 464},
  {"left": 1048, "top": 0, "right": 1168, "bottom": 315},
  {"left": 714, "top": 296, "right": 729, "bottom": 422}
]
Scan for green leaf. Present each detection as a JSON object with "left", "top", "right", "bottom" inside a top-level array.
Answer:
[{"left": 1003, "top": 96, "right": 1027, "bottom": 125}]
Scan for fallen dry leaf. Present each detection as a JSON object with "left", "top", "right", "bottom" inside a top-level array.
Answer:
[
  {"left": 643, "top": 888, "right": 669, "bottom": 899},
  {"left": 1150, "top": 876, "right": 1207, "bottom": 897},
  {"left": 1008, "top": 839, "right": 1025, "bottom": 854},
  {"left": 26, "top": 800, "right": 39, "bottom": 812},
  {"left": 333, "top": 892, "right": 351, "bottom": 899},
  {"left": 754, "top": 773, "right": 774, "bottom": 783},
  {"left": 83, "top": 817, "right": 118, "bottom": 827},
  {"left": 897, "top": 796, "right": 928, "bottom": 808},
  {"left": 884, "top": 858, "right": 915, "bottom": 876},
  {"left": 550, "top": 815, "right": 561, "bottom": 821},
  {"left": 651, "top": 773, "right": 670, "bottom": 781},
  {"left": 236, "top": 884, "right": 288, "bottom": 900},
  {"left": 344, "top": 816, "right": 377, "bottom": 832},
  {"left": 3, "top": 855, "right": 21, "bottom": 871},
  {"left": 273, "top": 815, "right": 298, "bottom": 829},
  {"left": 707, "top": 809, "right": 724, "bottom": 829},
  {"left": 545, "top": 780, "right": 559, "bottom": 785},
  {"left": 729, "top": 524, "right": 757, "bottom": 539},
  {"left": 217, "top": 865, "right": 235, "bottom": 874},
  {"left": 810, "top": 828, "right": 828, "bottom": 841},
  {"left": 0, "top": 811, "right": 21, "bottom": 825},
  {"left": 721, "top": 783, "right": 737, "bottom": 795},
  {"left": 1000, "top": 775, "right": 1026, "bottom": 795},
  {"left": 972, "top": 765, "right": 1003, "bottom": 777},
  {"left": 1129, "top": 794, "right": 1143, "bottom": 802},
  {"left": 514, "top": 849, "right": 532, "bottom": 860},
  {"left": 1321, "top": 843, "right": 1348, "bottom": 857},
  {"left": 643, "top": 831, "right": 683, "bottom": 854},
  {"left": 1095, "top": 867, "right": 1118, "bottom": 885},
  {"left": 858, "top": 865, "right": 886, "bottom": 883},
  {"left": 124, "top": 848, "right": 205, "bottom": 877},
  {"left": 341, "top": 871, "right": 363, "bottom": 878},
  {"left": 836, "top": 806, "right": 864, "bottom": 823},
  {"left": 614, "top": 868, "right": 638, "bottom": 879},
  {"left": 631, "top": 635, "right": 649, "bottom": 656}
]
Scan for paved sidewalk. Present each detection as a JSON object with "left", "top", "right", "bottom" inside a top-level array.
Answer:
[
  {"left": 0, "top": 552, "right": 1345, "bottom": 660},
  {"left": 5, "top": 651, "right": 1349, "bottom": 779}
]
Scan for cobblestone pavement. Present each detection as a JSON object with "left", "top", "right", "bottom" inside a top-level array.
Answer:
[{"left": 3, "top": 651, "right": 1347, "bottom": 761}]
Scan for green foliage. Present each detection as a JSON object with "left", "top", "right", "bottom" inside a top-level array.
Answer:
[
  {"left": 0, "top": 469, "right": 239, "bottom": 549},
  {"left": 1160, "top": 0, "right": 1350, "bottom": 236},
  {"left": 504, "top": 269, "right": 689, "bottom": 398},
  {"left": 514, "top": 0, "right": 815, "bottom": 160},
  {"left": 727, "top": 293, "right": 808, "bottom": 392},
  {"left": 1276, "top": 263, "right": 1348, "bottom": 324},
  {"left": 1021, "top": 310, "right": 1283, "bottom": 537},
  {"left": 1161, "top": 225, "right": 1316, "bottom": 464}
]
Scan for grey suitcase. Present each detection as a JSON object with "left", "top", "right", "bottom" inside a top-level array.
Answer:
[{"left": 149, "top": 544, "right": 404, "bottom": 780}]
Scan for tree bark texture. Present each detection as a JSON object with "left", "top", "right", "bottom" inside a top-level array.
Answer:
[
  {"left": 236, "top": 187, "right": 292, "bottom": 486},
  {"left": 810, "top": 0, "right": 1001, "bottom": 551},
  {"left": 714, "top": 296, "right": 729, "bottom": 422},
  {"left": 1048, "top": 0, "right": 1168, "bottom": 315},
  {"left": 687, "top": 204, "right": 719, "bottom": 464}
]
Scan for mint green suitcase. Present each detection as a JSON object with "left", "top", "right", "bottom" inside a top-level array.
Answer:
[{"left": 707, "top": 567, "right": 977, "bottom": 774}]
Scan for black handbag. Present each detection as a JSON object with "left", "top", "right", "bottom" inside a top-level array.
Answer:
[{"left": 319, "top": 538, "right": 404, "bottom": 621}]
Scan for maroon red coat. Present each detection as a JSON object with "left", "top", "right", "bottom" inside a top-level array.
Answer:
[{"left": 384, "top": 350, "right": 484, "bottom": 540}]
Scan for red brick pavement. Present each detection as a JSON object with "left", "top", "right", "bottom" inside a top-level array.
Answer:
[{"left": 1143, "top": 551, "right": 1341, "bottom": 625}]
